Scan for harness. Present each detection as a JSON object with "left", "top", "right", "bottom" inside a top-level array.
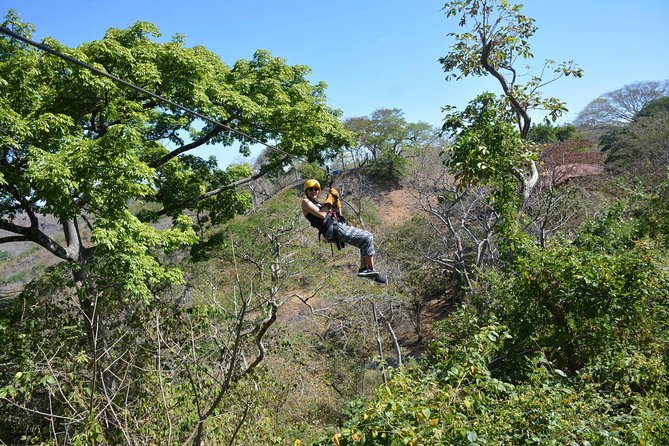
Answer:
[
  {"left": 329, "top": 208, "right": 347, "bottom": 251},
  {"left": 305, "top": 166, "right": 346, "bottom": 253},
  {"left": 305, "top": 203, "right": 346, "bottom": 251},
  {"left": 325, "top": 166, "right": 346, "bottom": 251}
]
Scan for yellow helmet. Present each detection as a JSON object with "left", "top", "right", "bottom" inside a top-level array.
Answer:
[{"left": 304, "top": 179, "right": 321, "bottom": 191}]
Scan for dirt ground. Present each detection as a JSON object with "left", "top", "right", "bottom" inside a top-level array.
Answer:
[{"left": 377, "top": 188, "right": 418, "bottom": 227}]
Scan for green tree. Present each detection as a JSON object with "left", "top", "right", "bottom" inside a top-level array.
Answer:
[
  {"left": 312, "top": 309, "right": 669, "bottom": 446},
  {"left": 0, "top": 13, "right": 350, "bottom": 300},
  {"left": 312, "top": 205, "right": 669, "bottom": 446},
  {"left": 0, "top": 190, "right": 311, "bottom": 444},
  {"left": 639, "top": 173, "right": 669, "bottom": 245},
  {"left": 345, "top": 109, "right": 408, "bottom": 162},
  {"left": 343, "top": 108, "right": 440, "bottom": 185},
  {"left": 600, "top": 97, "right": 669, "bottom": 177},
  {"left": 635, "top": 96, "right": 669, "bottom": 119},
  {"left": 485, "top": 205, "right": 668, "bottom": 375},
  {"left": 443, "top": 93, "right": 530, "bottom": 250},
  {"left": 554, "top": 123, "right": 579, "bottom": 141},
  {"left": 0, "top": 13, "right": 350, "bottom": 444},
  {"left": 441, "top": 0, "right": 583, "bottom": 202},
  {"left": 528, "top": 122, "right": 558, "bottom": 143},
  {"left": 528, "top": 123, "right": 580, "bottom": 143}
]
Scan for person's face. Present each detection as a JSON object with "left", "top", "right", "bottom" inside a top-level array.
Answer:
[{"left": 305, "top": 187, "right": 320, "bottom": 198}]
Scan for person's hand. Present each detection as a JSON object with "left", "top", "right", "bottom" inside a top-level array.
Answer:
[
  {"left": 324, "top": 189, "right": 342, "bottom": 210},
  {"left": 324, "top": 188, "right": 338, "bottom": 207}
]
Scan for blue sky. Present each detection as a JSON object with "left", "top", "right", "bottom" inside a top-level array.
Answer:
[{"left": 3, "top": 1, "right": 668, "bottom": 166}]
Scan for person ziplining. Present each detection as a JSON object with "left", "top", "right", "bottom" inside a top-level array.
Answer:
[
  {"left": 0, "top": 25, "right": 389, "bottom": 286},
  {"left": 301, "top": 179, "right": 387, "bottom": 284}
]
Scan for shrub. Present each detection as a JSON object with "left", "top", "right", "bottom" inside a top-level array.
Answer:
[
  {"left": 366, "top": 152, "right": 408, "bottom": 187},
  {"left": 299, "top": 162, "right": 328, "bottom": 185}
]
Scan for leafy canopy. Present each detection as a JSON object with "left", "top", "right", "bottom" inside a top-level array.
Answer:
[
  {"left": 0, "top": 12, "right": 351, "bottom": 300},
  {"left": 441, "top": 0, "right": 583, "bottom": 135}
]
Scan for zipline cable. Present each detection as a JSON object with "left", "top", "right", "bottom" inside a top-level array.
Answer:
[{"left": 0, "top": 25, "right": 301, "bottom": 162}]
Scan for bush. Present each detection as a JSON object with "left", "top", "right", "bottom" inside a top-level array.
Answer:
[
  {"left": 485, "top": 204, "right": 668, "bottom": 378},
  {"left": 528, "top": 123, "right": 580, "bottom": 143},
  {"left": 366, "top": 152, "right": 408, "bottom": 186},
  {"left": 299, "top": 162, "right": 328, "bottom": 186},
  {"left": 308, "top": 311, "right": 669, "bottom": 446},
  {"left": 638, "top": 173, "right": 669, "bottom": 245}
]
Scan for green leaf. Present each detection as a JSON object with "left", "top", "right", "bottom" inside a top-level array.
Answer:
[{"left": 554, "top": 369, "right": 567, "bottom": 378}]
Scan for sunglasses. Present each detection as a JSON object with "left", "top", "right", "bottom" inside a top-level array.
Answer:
[{"left": 306, "top": 187, "right": 320, "bottom": 192}]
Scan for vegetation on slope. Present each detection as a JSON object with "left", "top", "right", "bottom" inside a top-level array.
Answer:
[{"left": 1, "top": 1, "right": 669, "bottom": 445}]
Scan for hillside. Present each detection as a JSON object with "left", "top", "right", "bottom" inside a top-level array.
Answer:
[
  {"left": 0, "top": 214, "right": 63, "bottom": 297},
  {"left": 2, "top": 0, "right": 668, "bottom": 440},
  {"left": 9, "top": 142, "right": 669, "bottom": 446}
]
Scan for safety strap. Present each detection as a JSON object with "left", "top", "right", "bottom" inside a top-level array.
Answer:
[{"left": 320, "top": 167, "right": 346, "bottom": 253}]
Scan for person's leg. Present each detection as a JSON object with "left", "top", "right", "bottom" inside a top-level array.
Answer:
[
  {"left": 336, "top": 224, "right": 379, "bottom": 274},
  {"left": 363, "top": 255, "right": 374, "bottom": 271},
  {"left": 362, "top": 254, "right": 386, "bottom": 283},
  {"left": 337, "top": 224, "right": 375, "bottom": 259}
]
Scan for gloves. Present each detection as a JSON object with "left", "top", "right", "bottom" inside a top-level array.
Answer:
[{"left": 324, "top": 188, "right": 341, "bottom": 210}]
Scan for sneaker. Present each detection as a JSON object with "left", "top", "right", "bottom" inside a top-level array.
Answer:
[
  {"left": 373, "top": 274, "right": 387, "bottom": 284},
  {"left": 357, "top": 268, "right": 379, "bottom": 278}
]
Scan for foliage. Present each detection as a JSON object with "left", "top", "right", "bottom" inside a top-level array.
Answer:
[
  {"left": 575, "top": 79, "right": 669, "bottom": 127},
  {"left": 441, "top": 0, "right": 583, "bottom": 137},
  {"left": 600, "top": 106, "right": 669, "bottom": 177},
  {"left": 440, "top": 0, "right": 583, "bottom": 228},
  {"left": 154, "top": 157, "right": 254, "bottom": 227},
  {"left": 444, "top": 93, "right": 529, "bottom": 191},
  {"left": 344, "top": 109, "right": 409, "bottom": 162},
  {"left": 309, "top": 201, "right": 669, "bottom": 445},
  {"left": 0, "top": 17, "right": 352, "bottom": 442},
  {"left": 637, "top": 172, "right": 669, "bottom": 246},
  {"left": 635, "top": 96, "right": 669, "bottom": 119},
  {"left": 554, "top": 124, "right": 580, "bottom": 142},
  {"left": 0, "top": 12, "right": 350, "bottom": 301},
  {"left": 299, "top": 162, "right": 328, "bottom": 186},
  {"left": 443, "top": 93, "right": 533, "bottom": 252},
  {"left": 528, "top": 123, "right": 580, "bottom": 143},
  {"left": 598, "top": 127, "right": 627, "bottom": 153},
  {"left": 366, "top": 152, "right": 409, "bottom": 187},
  {"left": 310, "top": 310, "right": 668, "bottom": 446},
  {"left": 483, "top": 204, "right": 669, "bottom": 377},
  {"left": 4, "top": 4, "right": 669, "bottom": 446},
  {"left": 343, "top": 108, "right": 441, "bottom": 172},
  {"left": 0, "top": 189, "right": 310, "bottom": 445}
]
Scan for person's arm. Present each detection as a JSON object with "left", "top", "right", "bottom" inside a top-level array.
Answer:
[{"left": 302, "top": 198, "right": 330, "bottom": 218}]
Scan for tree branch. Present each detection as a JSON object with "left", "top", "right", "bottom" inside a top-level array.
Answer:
[
  {"left": 0, "top": 235, "right": 28, "bottom": 243},
  {"left": 149, "top": 126, "right": 225, "bottom": 168},
  {"left": 480, "top": 41, "right": 531, "bottom": 138},
  {"left": 151, "top": 156, "right": 291, "bottom": 218},
  {"left": 0, "top": 218, "right": 75, "bottom": 262}
]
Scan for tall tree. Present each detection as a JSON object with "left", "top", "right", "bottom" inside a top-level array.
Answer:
[
  {"left": 601, "top": 99, "right": 669, "bottom": 177},
  {"left": 344, "top": 108, "right": 408, "bottom": 162},
  {"left": 344, "top": 109, "right": 440, "bottom": 161},
  {"left": 440, "top": 0, "right": 583, "bottom": 202},
  {"left": 574, "top": 79, "right": 669, "bottom": 127},
  {"left": 343, "top": 108, "right": 442, "bottom": 184},
  {"left": 0, "top": 14, "right": 350, "bottom": 301},
  {"left": 0, "top": 13, "right": 351, "bottom": 444}
]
